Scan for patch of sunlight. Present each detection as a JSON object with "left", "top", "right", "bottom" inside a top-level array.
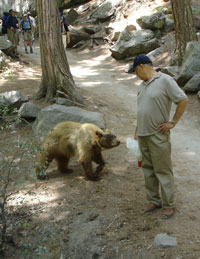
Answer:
[
  {"left": 77, "top": 59, "right": 102, "bottom": 66},
  {"left": 93, "top": 53, "right": 111, "bottom": 61},
  {"left": 126, "top": 0, "right": 166, "bottom": 29},
  {"left": 8, "top": 190, "right": 61, "bottom": 207},
  {"left": 71, "top": 67, "right": 98, "bottom": 78},
  {"left": 183, "top": 151, "right": 196, "bottom": 156},
  {"left": 80, "top": 81, "right": 102, "bottom": 87}
]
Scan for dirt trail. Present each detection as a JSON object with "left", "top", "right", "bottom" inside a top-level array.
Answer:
[{"left": 1, "top": 40, "right": 200, "bottom": 258}]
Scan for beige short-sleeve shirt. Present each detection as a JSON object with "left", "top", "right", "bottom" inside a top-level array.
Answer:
[{"left": 137, "top": 72, "right": 187, "bottom": 136}]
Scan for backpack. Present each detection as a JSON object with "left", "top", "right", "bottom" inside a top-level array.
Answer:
[
  {"left": 2, "top": 13, "right": 10, "bottom": 34},
  {"left": 21, "top": 18, "right": 32, "bottom": 30}
]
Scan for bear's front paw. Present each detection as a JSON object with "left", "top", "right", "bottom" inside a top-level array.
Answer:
[
  {"left": 37, "top": 174, "right": 49, "bottom": 180},
  {"left": 60, "top": 168, "right": 73, "bottom": 174},
  {"left": 95, "top": 165, "right": 105, "bottom": 174},
  {"left": 87, "top": 175, "right": 101, "bottom": 181}
]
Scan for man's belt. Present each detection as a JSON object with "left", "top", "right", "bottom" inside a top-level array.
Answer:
[{"left": 23, "top": 29, "right": 31, "bottom": 31}]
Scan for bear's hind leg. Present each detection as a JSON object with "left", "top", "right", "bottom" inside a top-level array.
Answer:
[{"left": 55, "top": 156, "right": 73, "bottom": 174}]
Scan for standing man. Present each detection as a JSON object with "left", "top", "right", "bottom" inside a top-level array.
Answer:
[
  {"left": 128, "top": 54, "right": 188, "bottom": 219},
  {"left": 5, "top": 9, "right": 19, "bottom": 57},
  {"left": 27, "top": 12, "right": 36, "bottom": 42},
  {"left": 20, "top": 14, "right": 33, "bottom": 54},
  {"left": 59, "top": 9, "right": 70, "bottom": 47}
]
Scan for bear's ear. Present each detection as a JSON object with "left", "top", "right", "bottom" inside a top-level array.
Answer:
[{"left": 94, "top": 131, "right": 103, "bottom": 141}]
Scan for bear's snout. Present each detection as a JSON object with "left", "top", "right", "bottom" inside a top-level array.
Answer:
[{"left": 116, "top": 140, "right": 120, "bottom": 146}]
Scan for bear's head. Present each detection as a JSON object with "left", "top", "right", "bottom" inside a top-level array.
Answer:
[{"left": 94, "top": 131, "right": 120, "bottom": 150}]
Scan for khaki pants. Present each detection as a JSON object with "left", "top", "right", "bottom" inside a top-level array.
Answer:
[
  {"left": 7, "top": 28, "right": 18, "bottom": 49},
  {"left": 138, "top": 132, "right": 175, "bottom": 208}
]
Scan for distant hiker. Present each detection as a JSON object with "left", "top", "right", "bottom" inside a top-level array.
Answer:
[
  {"left": 128, "top": 54, "right": 188, "bottom": 219},
  {"left": 59, "top": 9, "right": 70, "bottom": 46},
  {"left": 20, "top": 14, "right": 33, "bottom": 54},
  {"left": 2, "top": 12, "right": 10, "bottom": 34},
  {"left": 5, "top": 9, "right": 19, "bottom": 57},
  {"left": 27, "top": 12, "right": 36, "bottom": 42}
]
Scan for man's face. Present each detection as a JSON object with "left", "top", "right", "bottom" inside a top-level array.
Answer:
[
  {"left": 24, "top": 16, "right": 28, "bottom": 20},
  {"left": 135, "top": 64, "right": 148, "bottom": 81}
]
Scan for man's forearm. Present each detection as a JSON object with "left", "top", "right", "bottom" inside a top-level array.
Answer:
[
  {"left": 171, "top": 98, "right": 188, "bottom": 125},
  {"left": 134, "top": 126, "right": 138, "bottom": 139},
  {"left": 67, "top": 31, "right": 70, "bottom": 43}
]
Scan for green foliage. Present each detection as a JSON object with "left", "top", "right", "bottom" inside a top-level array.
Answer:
[
  {"left": 0, "top": 126, "right": 40, "bottom": 253},
  {"left": 0, "top": 102, "right": 21, "bottom": 130},
  {"left": 153, "top": 4, "right": 172, "bottom": 14}
]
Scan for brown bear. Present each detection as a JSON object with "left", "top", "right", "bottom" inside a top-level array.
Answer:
[{"left": 35, "top": 121, "right": 120, "bottom": 180}]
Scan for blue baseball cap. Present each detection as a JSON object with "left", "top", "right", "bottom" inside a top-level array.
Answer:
[{"left": 128, "top": 54, "right": 153, "bottom": 73}]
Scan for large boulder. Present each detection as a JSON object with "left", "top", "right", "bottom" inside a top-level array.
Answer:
[
  {"left": 176, "top": 41, "right": 200, "bottom": 87},
  {"left": 0, "top": 91, "right": 28, "bottom": 110},
  {"left": 110, "top": 29, "right": 160, "bottom": 60},
  {"left": 147, "top": 47, "right": 163, "bottom": 61},
  {"left": 18, "top": 102, "right": 41, "bottom": 119},
  {"left": 59, "top": 0, "right": 92, "bottom": 9},
  {"left": 0, "top": 50, "right": 6, "bottom": 69},
  {"left": 163, "top": 18, "right": 174, "bottom": 32},
  {"left": 32, "top": 104, "right": 105, "bottom": 141},
  {"left": 183, "top": 73, "right": 200, "bottom": 92},
  {"left": 82, "top": 25, "right": 101, "bottom": 35},
  {"left": 65, "top": 8, "right": 79, "bottom": 25},
  {"left": 67, "top": 28, "right": 90, "bottom": 48},
  {"left": 106, "top": 21, "right": 137, "bottom": 41},
  {"left": 90, "top": 0, "right": 118, "bottom": 22},
  {"left": 0, "top": 36, "right": 12, "bottom": 50},
  {"left": 136, "top": 12, "right": 166, "bottom": 30}
]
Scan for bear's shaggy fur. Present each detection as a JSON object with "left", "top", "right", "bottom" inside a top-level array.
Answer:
[{"left": 35, "top": 121, "right": 120, "bottom": 180}]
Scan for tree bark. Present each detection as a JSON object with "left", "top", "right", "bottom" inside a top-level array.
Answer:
[
  {"left": 35, "top": 0, "right": 84, "bottom": 104},
  {"left": 170, "top": 0, "right": 197, "bottom": 65}
]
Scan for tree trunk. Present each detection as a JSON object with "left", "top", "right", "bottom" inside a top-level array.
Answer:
[
  {"left": 35, "top": 0, "right": 84, "bottom": 104},
  {"left": 170, "top": 0, "right": 197, "bottom": 65}
]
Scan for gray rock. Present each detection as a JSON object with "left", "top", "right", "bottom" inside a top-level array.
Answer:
[
  {"left": 154, "top": 233, "right": 177, "bottom": 248},
  {"left": 110, "top": 29, "right": 160, "bottom": 60},
  {"left": 197, "top": 91, "right": 200, "bottom": 100},
  {"left": 65, "top": 8, "right": 79, "bottom": 26},
  {"left": 183, "top": 73, "right": 200, "bottom": 92},
  {"left": 136, "top": 12, "right": 166, "bottom": 30},
  {"left": 147, "top": 47, "right": 163, "bottom": 61},
  {"left": 67, "top": 28, "right": 90, "bottom": 48},
  {"left": 54, "top": 97, "right": 83, "bottom": 106},
  {"left": 176, "top": 41, "right": 200, "bottom": 87},
  {"left": 82, "top": 25, "right": 101, "bottom": 35},
  {"left": 0, "top": 90, "right": 28, "bottom": 110},
  {"left": 164, "top": 18, "right": 174, "bottom": 32},
  {"left": 77, "top": 5, "right": 90, "bottom": 12},
  {"left": 18, "top": 102, "right": 41, "bottom": 119},
  {"left": 0, "top": 36, "right": 12, "bottom": 50},
  {"left": 92, "top": 1, "right": 102, "bottom": 9},
  {"left": 90, "top": 0, "right": 116, "bottom": 22},
  {"left": 32, "top": 104, "right": 105, "bottom": 141},
  {"left": 158, "top": 66, "right": 180, "bottom": 78},
  {"left": 0, "top": 50, "right": 6, "bottom": 69},
  {"left": 111, "top": 23, "right": 137, "bottom": 42},
  {"left": 60, "top": 0, "right": 92, "bottom": 9}
]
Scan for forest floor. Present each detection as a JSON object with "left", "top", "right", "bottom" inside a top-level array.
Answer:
[{"left": 1, "top": 2, "right": 200, "bottom": 259}]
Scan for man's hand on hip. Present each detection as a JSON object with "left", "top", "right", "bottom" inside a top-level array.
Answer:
[{"left": 159, "top": 122, "right": 175, "bottom": 133}]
